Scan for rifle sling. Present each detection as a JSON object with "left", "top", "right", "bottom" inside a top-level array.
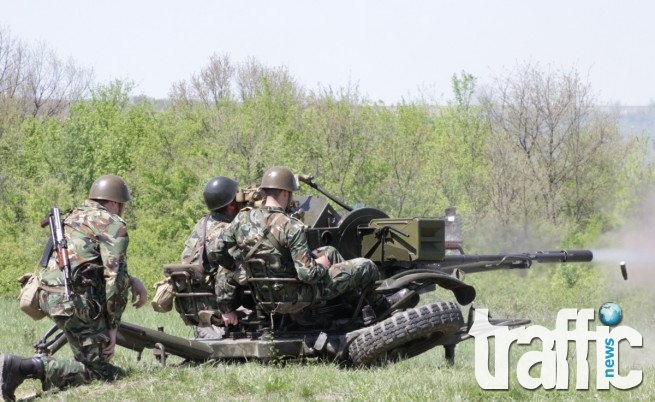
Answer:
[
  {"left": 265, "top": 228, "right": 293, "bottom": 263},
  {"left": 199, "top": 214, "right": 212, "bottom": 270},
  {"left": 244, "top": 213, "right": 292, "bottom": 263}
]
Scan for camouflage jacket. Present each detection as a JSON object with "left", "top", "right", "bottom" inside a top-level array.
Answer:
[
  {"left": 208, "top": 205, "right": 327, "bottom": 313},
  {"left": 180, "top": 211, "right": 233, "bottom": 271},
  {"left": 40, "top": 199, "right": 130, "bottom": 329}
]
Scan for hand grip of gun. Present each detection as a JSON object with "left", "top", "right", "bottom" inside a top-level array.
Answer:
[
  {"left": 296, "top": 173, "right": 353, "bottom": 212},
  {"left": 297, "top": 174, "right": 314, "bottom": 184},
  {"left": 47, "top": 207, "right": 73, "bottom": 301}
]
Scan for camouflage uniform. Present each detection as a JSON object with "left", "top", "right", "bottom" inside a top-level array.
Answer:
[
  {"left": 181, "top": 212, "right": 233, "bottom": 267},
  {"left": 37, "top": 199, "right": 131, "bottom": 389},
  {"left": 209, "top": 205, "right": 381, "bottom": 314},
  {"left": 177, "top": 212, "right": 232, "bottom": 327}
]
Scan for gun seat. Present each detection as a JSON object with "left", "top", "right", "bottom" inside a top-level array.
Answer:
[
  {"left": 162, "top": 263, "right": 206, "bottom": 285},
  {"left": 244, "top": 257, "right": 314, "bottom": 315},
  {"left": 162, "top": 263, "right": 218, "bottom": 326}
]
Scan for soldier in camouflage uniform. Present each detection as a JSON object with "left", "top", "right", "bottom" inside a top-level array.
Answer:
[
  {"left": 0, "top": 175, "right": 147, "bottom": 401},
  {"left": 176, "top": 176, "right": 243, "bottom": 337},
  {"left": 209, "top": 166, "right": 391, "bottom": 326}
]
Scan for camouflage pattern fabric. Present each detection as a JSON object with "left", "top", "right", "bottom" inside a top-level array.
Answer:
[
  {"left": 40, "top": 199, "right": 130, "bottom": 328},
  {"left": 316, "top": 254, "right": 380, "bottom": 304},
  {"left": 208, "top": 206, "right": 382, "bottom": 313},
  {"left": 180, "top": 212, "right": 233, "bottom": 267},
  {"left": 37, "top": 199, "right": 130, "bottom": 388},
  {"left": 214, "top": 264, "right": 241, "bottom": 313},
  {"left": 176, "top": 212, "right": 232, "bottom": 324},
  {"left": 38, "top": 293, "right": 124, "bottom": 388},
  {"left": 313, "top": 245, "right": 344, "bottom": 265}
]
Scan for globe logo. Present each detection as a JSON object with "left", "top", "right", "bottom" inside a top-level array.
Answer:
[{"left": 599, "top": 302, "right": 623, "bottom": 326}]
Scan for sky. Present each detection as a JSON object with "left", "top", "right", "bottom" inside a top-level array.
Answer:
[{"left": 2, "top": 0, "right": 654, "bottom": 105}]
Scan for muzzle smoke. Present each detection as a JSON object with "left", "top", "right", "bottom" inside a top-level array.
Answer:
[
  {"left": 592, "top": 188, "right": 655, "bottom": 368},
  {"left": 592, "top": 188, "right": 655, "bottom": 285}
]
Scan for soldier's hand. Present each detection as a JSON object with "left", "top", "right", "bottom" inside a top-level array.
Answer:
[
  {"left": 315, "top": 254, "right": 332, "bottom": 268},
  {"left": 222, "top": 311, "right": 239, "bottom": 326},
  {"left": 128, "top": 276, "right": 148, "bottom": 308},
  {"left": 102, "top": 328, "right": 117, "bottom": 358}
]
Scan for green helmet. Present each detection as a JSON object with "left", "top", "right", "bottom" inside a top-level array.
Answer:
[
  {"left": 89, "top": 175, "right": 131, "bottom": 203},
  {"left": 259, "top": 166, "right": 299, "bottom": 192},
  {"left": 204, "top": 176, "right": 239, "bottom": 211}
]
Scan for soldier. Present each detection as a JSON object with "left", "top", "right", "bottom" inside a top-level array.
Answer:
[
  {"left": 209, "top": 166, "right": 403, "bottom": 326},
  {"left": 177, "top": 176, "right": 243, "bottom": 337},
  {"left": 181, "top": 176, "right": 242, "bottom": 266},
  {"left": 0, "top": 175, "right": 147, "bottom": 402}
]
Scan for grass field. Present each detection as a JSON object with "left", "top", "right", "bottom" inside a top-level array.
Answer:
[{"left": 1, "top": 263, "right": 653, "bottom": 401}]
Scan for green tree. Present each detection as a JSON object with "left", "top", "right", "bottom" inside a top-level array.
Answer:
[
  {"left": 477, "top": 63, "right": 642, "bottom": 248},
  {"left": 299, "top": 87, "right": 385, "bottom": 208},
  {"left": 375, "top": 101, "right": 435, "bottom": 217},
  {"left": 433, "top": 73, "right": 491, "bottom": 225}
]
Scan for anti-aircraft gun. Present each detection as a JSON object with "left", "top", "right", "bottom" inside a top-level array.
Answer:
[
  {"left": 293, "top": 174, "right": 592, "bottom": 277},
  {"left": 33, "top": 174, "right": 593, "bottom": 367}
]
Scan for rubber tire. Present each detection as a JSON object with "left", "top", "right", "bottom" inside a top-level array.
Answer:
[{"left": 348, "top": 301, "right": 464, "bottom": 366}]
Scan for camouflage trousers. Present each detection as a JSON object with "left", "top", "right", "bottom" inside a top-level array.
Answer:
[
  {"left": 314, "top": 246, "right": 382, "bottom": 305},
  {"left": 38, "top": 290, "right": 125, "bottom": 390},
  {"left": 313, "top": 245, "right": 345, "bottom": 265}
]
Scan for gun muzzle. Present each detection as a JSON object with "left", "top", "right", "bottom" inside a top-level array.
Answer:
[{"left": 536, "top": 250, "right": 594, "bottom": 263}]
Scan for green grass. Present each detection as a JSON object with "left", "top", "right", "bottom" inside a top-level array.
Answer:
[{"left": 2, "top": 262, "right": 654, "bottom": 401}]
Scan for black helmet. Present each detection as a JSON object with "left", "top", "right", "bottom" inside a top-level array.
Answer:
[
  {"left": 259, "top": 166, "right": 299, "bottom": 192},
  {"left": 203, "top": 176, "right": 239, "bottom": 211},
  {"left": 89, "top": 175, "right": 131, "bottom": 203}
]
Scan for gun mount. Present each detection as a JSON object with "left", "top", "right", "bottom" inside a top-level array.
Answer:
[{"left": 291, "top": 194, "right": 592, "bottom": 274}]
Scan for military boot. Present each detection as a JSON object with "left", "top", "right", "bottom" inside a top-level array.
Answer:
[
  {"left": 361, "top": 305, "right": 376, "bottom": 325},
  {"left": 0, "top": 354, "right": 44, "bottom": 402},
  {"left": 372, "top": 288, "right": 419, "bottom": 317}
]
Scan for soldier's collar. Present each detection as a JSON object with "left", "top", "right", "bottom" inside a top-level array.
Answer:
[
  {"left": 84, "top": 199, "right": 106, "bottom": 210},
  {"left": 210, "top": 211, "right": 232, "bottom": 222}
]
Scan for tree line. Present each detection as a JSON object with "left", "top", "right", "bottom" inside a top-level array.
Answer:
[{"left": 0, "top": 30, "right": 652, "bottom": 293}]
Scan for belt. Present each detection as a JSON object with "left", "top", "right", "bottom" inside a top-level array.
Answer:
[{"left": 40, "top": 285, "right": 93, "bottom": 295}]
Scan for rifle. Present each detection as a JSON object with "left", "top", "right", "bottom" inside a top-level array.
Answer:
[{"left": 44, "top": 207, "right": 73, "bottom": 300}]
